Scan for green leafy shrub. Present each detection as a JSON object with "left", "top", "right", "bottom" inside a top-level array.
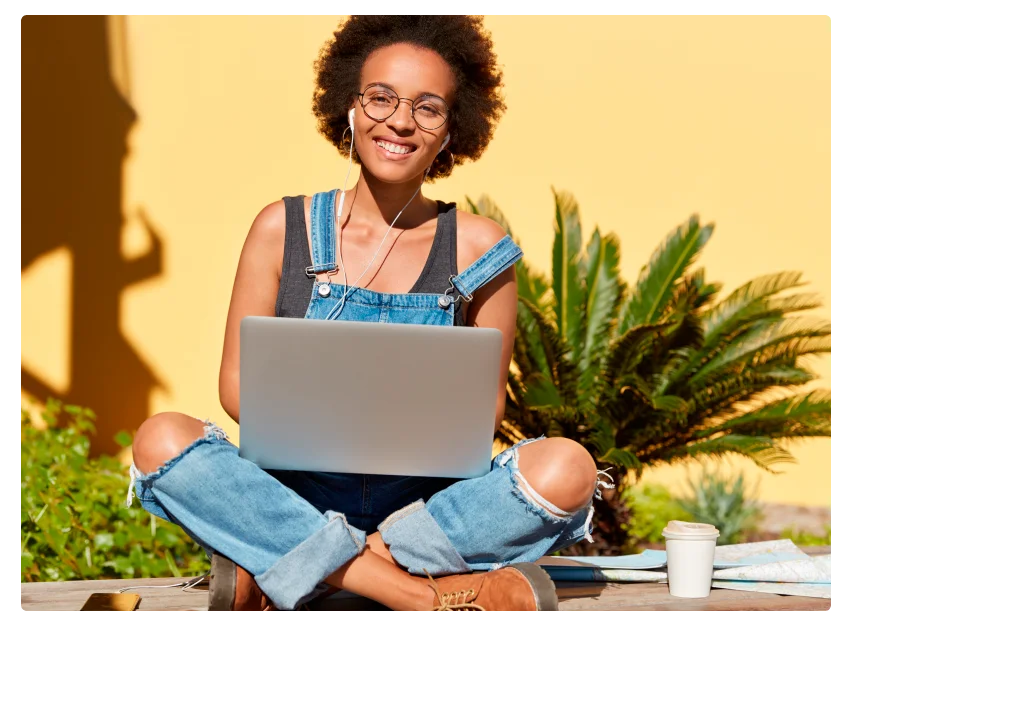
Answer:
[
  {"left": 21, "top": 398, "right": 209, "bottom": 582},
  {"left": 678, "top": 466, "right": 763, "bottom": 544},
  {"left": 625, "top": 483, "right": 692, "bottom": 544},
  {"left": 780, "top": 524, "right": 831, "bottom": 546},
  {"left": 625, "top": 465, "right": 763, "bottom": 546}
]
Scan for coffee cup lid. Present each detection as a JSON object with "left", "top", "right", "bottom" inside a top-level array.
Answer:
[{"left": 661, "top": 520, "right": 719, "bottom": 538}]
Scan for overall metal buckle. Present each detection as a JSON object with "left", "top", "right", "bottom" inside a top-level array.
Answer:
[
  {"left": 437, "top": 274, "right": 474, "bottom": 309},
  {"left": 307, "top": 265, "right": 340, "bottom": 298},
  {"left": 305, "top": 265, "right": 340, "bottom": 278}
]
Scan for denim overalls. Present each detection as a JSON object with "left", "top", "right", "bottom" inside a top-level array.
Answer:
[{"left": 128, "top": 189, "right": 598, "bottom": 610}]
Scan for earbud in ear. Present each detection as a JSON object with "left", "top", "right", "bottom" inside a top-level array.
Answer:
[
  {"left": 348, "top": 108, "right": 355, "bottom": 130},
  {"left": 441, "top": 133, "right": 450, "bottom": 150}
]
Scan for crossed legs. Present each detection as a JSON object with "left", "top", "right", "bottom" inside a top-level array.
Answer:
[{"left": 131, "top": 412, "right": 597, "bottom": 610}]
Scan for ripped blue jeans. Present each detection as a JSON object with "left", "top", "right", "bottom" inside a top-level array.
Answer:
[{"left": 128, "top": 421, "right": 602, "bottom": 610}]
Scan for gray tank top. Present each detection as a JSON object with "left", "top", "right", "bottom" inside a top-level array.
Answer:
[{"left": 274, "top": 196, "right": 465, "bottom": 326}]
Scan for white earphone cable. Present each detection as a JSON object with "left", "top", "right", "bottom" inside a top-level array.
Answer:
[
  {"left": 333, "top": 179, "right": 424, "bottom": 317},
  {"left": 335, "top": 124, "right": 358, "bottom": 299}
]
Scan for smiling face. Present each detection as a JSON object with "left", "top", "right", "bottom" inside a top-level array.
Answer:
[{"left": 353, "top": 43, "right": 456, "bottom": 184}]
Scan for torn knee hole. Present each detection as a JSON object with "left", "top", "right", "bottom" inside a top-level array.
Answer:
[
  {"left": 201, "top": 418, "right": 229, "bottom": 442},
  {"left": 513, "top": 471, "right": 574, "bottom": 519},
  {"left": 124, "top": 419, "right": 230, "bottom": 508}
]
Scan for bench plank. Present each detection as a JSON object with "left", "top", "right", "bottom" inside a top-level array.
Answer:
[{"left": 22, "top": 577, "right": 830, "bottom": 611}]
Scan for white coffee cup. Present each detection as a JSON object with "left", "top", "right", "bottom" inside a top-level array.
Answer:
[{"left": 662, "top": 520, "right": 720, "bottom": 598}]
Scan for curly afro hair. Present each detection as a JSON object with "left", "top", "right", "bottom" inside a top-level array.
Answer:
[{"left": 312, "top": 16, "right": 506, "bottom": 181}]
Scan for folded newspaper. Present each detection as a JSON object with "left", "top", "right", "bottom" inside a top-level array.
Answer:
[{"left": 537, "top": 539, "right": 830, "bottom": 598}]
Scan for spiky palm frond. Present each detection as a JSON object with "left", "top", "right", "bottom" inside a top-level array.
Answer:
[
  {"left": 694, "top": 390, "right": 831, "bottom": 440},
  {"left": 649, "top": 434, "right": 797, "bottom": 472},
  {"left": 516, "top": 258, "right": 552, "bottom": 313},
  {"left": 661, "top": 273, "right": 828, "bottom": 395},
  {"left": 551, "top": 189, "right": 588, "bottom": 362},
  {"left": 682, "top": 319, "right": 831, "bottom": 393},
  {"left": 599, "top": 321, "right": 675, "bottom": 407},
  {"left": 617, "top": 216, "right": 713, "bottom": 335},
  {"left": 597, "top": 447, "right": 643, "bottom": 471},
  {"left": 501, "top": 371, "right": 533, "bottom": 429},
  {"left": 512, "top": 299, "right": 551, "bottom": 384},
  {"left": 511, "top": 300, "right": 583, "bottom": 438},
  {"left": 688, "top": 364, "right": 819, "bottom": 419},
  {"left": 702, "top": 272, "right": 810, "bottom": 340},
  {"left": 635, "top": 271, "right": 708, "bottom": 383},
  {"left": 579, "top": 228, "right": 627, "bottom": 400}
]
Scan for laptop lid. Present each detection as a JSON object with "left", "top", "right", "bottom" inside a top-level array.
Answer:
[{"left": 239, "top": 316, "right": 502, "bottom": 479}]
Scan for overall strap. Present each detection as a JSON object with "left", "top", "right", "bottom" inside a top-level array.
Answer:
[
  {"left": 449, "top": 234, "right": 523, "bottom": 301},
  {"left": 306, "top": 189, "right": 340, "bottom": 277}
]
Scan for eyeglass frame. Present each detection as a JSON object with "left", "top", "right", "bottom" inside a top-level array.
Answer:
[{"left": 357, "top": 85, "right": 451, "bottom": 131}]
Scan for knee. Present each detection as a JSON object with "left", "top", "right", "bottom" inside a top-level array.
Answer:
[
  {"left": 518, "top": 438, "right": 597, "bottom": 513},
  {"left": 132, "top": 412, "right": 207, "bottom": 475}
]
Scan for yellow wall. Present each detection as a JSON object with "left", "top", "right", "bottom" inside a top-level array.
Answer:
[{"left": 21, "top": 16, "right": 830, "bottom": 505}]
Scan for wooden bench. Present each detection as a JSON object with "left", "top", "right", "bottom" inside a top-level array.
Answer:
[{"left": 22, "top": 546, "right": 830, "bottom": 611}]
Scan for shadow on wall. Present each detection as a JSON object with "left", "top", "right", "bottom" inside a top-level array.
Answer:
[{"left": 22, "top": 16, "right": 162, "bottom": 455}]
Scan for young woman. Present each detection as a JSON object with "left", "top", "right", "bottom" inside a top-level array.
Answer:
[{"left": 127, "top": 16, "right": 600, "bottom": 611}]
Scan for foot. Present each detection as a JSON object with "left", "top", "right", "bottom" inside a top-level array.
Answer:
[
  {"left": 425, "top": 563, "right": 559, "bottom": 611},
  {"left": 209, "top": 553, "right": 275, "bottom": 611},
  {"left": 209, "top": 554, "right": 353, "bottom": 610}
]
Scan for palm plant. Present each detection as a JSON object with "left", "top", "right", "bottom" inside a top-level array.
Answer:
[{"left": 463, "top": 189, "right": 831, "bottom": 554}]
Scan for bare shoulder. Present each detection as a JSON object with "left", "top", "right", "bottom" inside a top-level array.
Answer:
[
  {"left": 454, "top": 210, "right": 508, "bottom": 271},
  {"left": 240, "top": 199, "right": 288, "bottom": 276},
  {"left": 249, "top": 199, "right": 288, "bottom": 246}
]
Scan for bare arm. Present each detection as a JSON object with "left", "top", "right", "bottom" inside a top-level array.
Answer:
[
  {"left": 218, "top": 201, "right": 287, "bottom": 423},
  {"left": 462, "top": 217, "right": 518, "bottom": 435}
]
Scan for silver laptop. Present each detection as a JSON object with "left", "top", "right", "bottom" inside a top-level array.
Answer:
[{"left": 239, "top": 316, "right": 503, "bottom": 479}]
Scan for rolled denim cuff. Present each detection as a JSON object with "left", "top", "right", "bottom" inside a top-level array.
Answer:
[
  {"left": 379, "top": 499, "right": 471, "bottom": 576},
  {"left": 255, "top": 510, "right": 365, "bottom": 610}
]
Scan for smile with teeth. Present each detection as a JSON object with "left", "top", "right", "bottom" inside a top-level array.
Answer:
[{"left": 374, "top": 139, "right": 415, "bottom": 155}]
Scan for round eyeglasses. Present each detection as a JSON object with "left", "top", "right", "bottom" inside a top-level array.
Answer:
[{"left": 358, "top": 86, "right": 450, "bottom": 131}]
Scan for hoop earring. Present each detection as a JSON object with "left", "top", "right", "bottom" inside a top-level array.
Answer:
[{"left": 429, "top": 149, "right": 454, "bottom": 177}]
